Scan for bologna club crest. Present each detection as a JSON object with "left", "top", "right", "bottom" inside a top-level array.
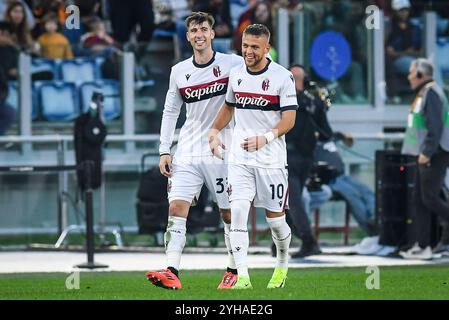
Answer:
[
  {"left": 262, "top": 79, "right": 270, "bottom": 91},
  {"left": 213, "top": 66, "right": 221, "bottom": 77}
]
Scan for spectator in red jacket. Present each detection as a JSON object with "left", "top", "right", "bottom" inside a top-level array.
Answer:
[
  {"left": 82, "top": 17, "right": 121, "bottom": 56},
  {"left": 233, "top": 1, "right": 274, "bottom": 55}
]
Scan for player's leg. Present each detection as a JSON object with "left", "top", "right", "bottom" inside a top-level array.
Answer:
[
  {"left": 265, "top": 210, "right": 290, "bottom": 288},
  {"left": 254, "top": 168, "right": 291, "bottom": 288},
  {"left": 217, "top": 208, "right": 238, "bottom": 288},
  {"left": 201, "top": 158, "right": 237, "bottom": 288},
  {"left": 228, "top": 164, "right": 256, "bottom": 289},
  {"left": 146, "top": 162, "right": 203, "bottom": 289}
]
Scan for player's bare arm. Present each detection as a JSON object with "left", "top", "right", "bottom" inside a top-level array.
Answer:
[
  {"left": 241, "top": 109, "right": 296, "bottom": 152},
  {"left": 209, "top": 103, "right": 234, "bottom": 159}
]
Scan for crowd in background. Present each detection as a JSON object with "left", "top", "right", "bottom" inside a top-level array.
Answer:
[
  {"left": 0, "top": 0, "right": 447, "bottom": 83},
  {"left": 1, "top": 0, "right": 449, "bottom": 135},
  {"left": 0, "top": 0, "right": 124, "bottom": 81},
  {"left": 1, "top": 0, "right": 449, "bottom": 253}
]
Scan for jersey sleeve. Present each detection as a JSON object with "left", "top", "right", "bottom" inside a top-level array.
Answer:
[
  {"left": 159, "top": 66, "right": 184, "bottom": 155},
  {"left": 225, "top": 70, "right": 236, "bottom": 107},
  {"left": 280, "top": 71, "right": 299, "bottom": 112}
]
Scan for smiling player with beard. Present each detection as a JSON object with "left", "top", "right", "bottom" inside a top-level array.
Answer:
[
  {"left": 145, "top": 12, "right": 243, "bottom": 290},
  {"left": 209, "top": 24, "right": 298, "bottom": 289}
]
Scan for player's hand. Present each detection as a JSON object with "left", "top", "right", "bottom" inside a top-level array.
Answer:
[
  {"left": 241, "top": 136, "right": 267, "bottom": 152},
  {"left": 208, "top": 129, "right": 226, "bottom": 160},
  {"left": 159, "top": 154, "right": 173, "bottom": 177},
  {"left": 418, "top": 153, "right": 431, "bottom": 166}
]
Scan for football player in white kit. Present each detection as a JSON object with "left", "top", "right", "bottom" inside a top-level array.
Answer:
[
  {"left": 209, "top": 24, "right": 298, "bottom": 289},
  {"left": 145, "top": 12, "right": 243, "bottom": 290}
]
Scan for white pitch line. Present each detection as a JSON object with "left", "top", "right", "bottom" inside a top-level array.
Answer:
[{"left": 0, "top": 251, "right": 447, "bottom": 274}]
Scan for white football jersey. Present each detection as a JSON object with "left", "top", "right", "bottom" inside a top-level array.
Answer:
[
  {"left": 225, "top": 59, "right": 298, "bottom": 168},
  {"left": 159, "top": 52, "right": 243, "bottom": 160}
]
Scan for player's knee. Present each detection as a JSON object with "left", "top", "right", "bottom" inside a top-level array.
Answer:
[
  {"left": 169, "top": 201, "right": 189, "bottom": 218},
  {"left": 220, "top": 209, "right": 231, "bottom": 224},
  {"left": 266, "top": 210, "right": 285, "bottom": 219},
  {"left": 266, "top": 215, "right": 289, "bottom": 231}
]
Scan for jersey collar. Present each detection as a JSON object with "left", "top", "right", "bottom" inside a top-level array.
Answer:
[
  {"left": 192, "top": 51, "right": 216, "bottom": 68},
  {"left": 246, "top": 57, "right": 271, "bottom": 76}
]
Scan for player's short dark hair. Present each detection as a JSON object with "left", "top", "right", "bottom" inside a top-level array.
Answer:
[
  {"left": 243, "top": 24, "right": 271, "bottom": 40},
  {"left": 185, "top": 12, "right": 215, "bottom": 29}
]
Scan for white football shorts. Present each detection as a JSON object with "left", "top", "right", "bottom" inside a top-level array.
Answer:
[
  {"left": 167, "top": 155, "right": 230, "bottom": 209},
  {"left": 227, "top": 164, "right": 289, "bottom": 213}
]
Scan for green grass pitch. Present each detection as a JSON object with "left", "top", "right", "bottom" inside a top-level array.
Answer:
[{"left": 0, "top": 265, "right": 448, "bottom": 300}]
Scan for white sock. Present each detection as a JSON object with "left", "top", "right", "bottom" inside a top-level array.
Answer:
[
  {"left": 266, "top": 215, "right": 291, "bottom": 269},
  {"left": 229, "top": 199, "right": 251, "bottom": 277},
  {"left": 164, "top": 216, "right": 187, "bottom": 270},
  {"left": 223, "top": 222, "right": 236, "bottom": 270}
]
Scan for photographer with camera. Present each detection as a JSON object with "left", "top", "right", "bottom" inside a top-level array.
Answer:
[{"left": 282, "top": 64, "right": 334, "bottom": 258}]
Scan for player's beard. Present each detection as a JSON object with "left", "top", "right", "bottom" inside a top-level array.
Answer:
[{"left": 245, "top": 54, "right": 263, "bottom": 69}]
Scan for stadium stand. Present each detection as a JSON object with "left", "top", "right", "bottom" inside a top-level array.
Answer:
[
  {"left": 31, "top": 58, "right": 59, "bottom": 78},
  {"left": 60, "top": 58, "right": 99, "bottom": 85},
  {"left": 79, "top": 80, "right": 120, "bottom": 120},
  {"left": 38, "top": 81, "right": 79, "bottom": 121}
]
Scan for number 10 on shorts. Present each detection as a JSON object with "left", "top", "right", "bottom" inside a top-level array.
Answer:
[{"left": 270, "top": 184, "right": 284, "bottom": 200}]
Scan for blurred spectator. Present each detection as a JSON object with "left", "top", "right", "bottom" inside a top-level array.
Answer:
[
  {"left": 0, "top": 73, "right": 16, "bottom": 135},
  {"left": 234, "top": 0, "right": 259, "bottom": 26},
  {"left": 302, "top": 184, "right": 333, "bottom": 220},
  {"left": 315, "top": 137, "right": 378, "bottom": 236},
  {"left": 32, "top": 0, "right": 66, "bottom": 38},
  {"left": 193, "top": 0, "right": 232, "bottom": 38},
  {"left": 409, "top": 0, "right": 449, "bottom": 19},
  {"left": 37, "top": 13, "right": 74, "bottom": 59},
  {"left": 75, "top": 0, "right": 101, "bottom": 19},
  {"left": 386, "top": 0, "right": 421, "bottom": 102},
  {"left": 233, "top": 1, "right": 275, "bottom": 57},
  {"left": 371, "top": 0, "right": 393, "bottom": 18},
  {"left": 64, "top": 0, "right": 102, "bottom": 46},
  {"left": 81, "top": 17, "right": 120, "bottom": 56},
  {"left": 153, "top": 0, "right": 177, "bottom": 32},
  {"left": 0, "top": 27, "right": 16, "bottom": 135},
  {"left": 108, "top": 0, "right": 155, "bottom": 44},
  {"left": 0, "top": 21, "right": 19, "bottom": 80},
  {"left": 4, "top": 0, "right": 35, "bottom": 52},
  {"left": 0, "top": 0, "right": 35, "bottom": 28}
]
